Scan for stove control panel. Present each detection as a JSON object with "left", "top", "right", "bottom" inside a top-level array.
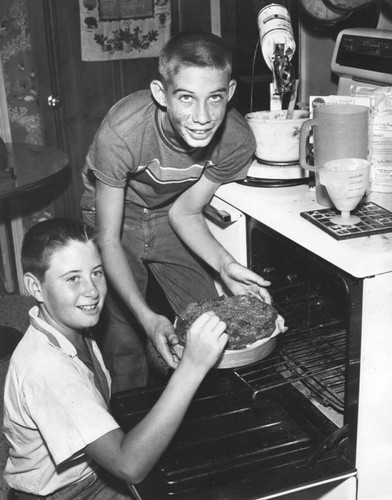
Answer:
[{"left": 331, "top": 27, "right": 392, "bottom": 86}]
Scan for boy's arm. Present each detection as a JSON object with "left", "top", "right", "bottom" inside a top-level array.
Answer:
[
  {"left": 95, "top": 179, "right": 179, "bottom": 368},
  {"left": 85, "top": 312, "right": 228, "bottom": 484},
  {"left": 169, "top": 175, "right": 271, "bottom": 303}
]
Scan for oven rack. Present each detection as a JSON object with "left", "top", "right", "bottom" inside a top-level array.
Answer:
[
  {"left": 233, "top": 321, "right": 346, "bottom": 412},
  {"left": 233, "top": 284, "right": 347, "bottom": 413}
]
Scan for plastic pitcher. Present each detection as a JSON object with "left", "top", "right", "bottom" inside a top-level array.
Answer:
[{"left": 299, "top": 104, "right": 369, "bottom": 207}]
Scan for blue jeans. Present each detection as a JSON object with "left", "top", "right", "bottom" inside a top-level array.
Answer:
[
  {"left": 10, "top": 469, "right": 132, "bottom": 499},
  {"left": 83, "top": 203, "right": 219, "bottom": 392}
]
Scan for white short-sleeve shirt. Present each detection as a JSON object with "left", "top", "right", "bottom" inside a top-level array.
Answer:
[{"left": 2, "top": 307, "right": 120, "bottom": 495}]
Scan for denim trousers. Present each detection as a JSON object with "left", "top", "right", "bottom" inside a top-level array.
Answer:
[
  {"left": 84, "top": 203, "right": 219, "bottom": 393},
  {"left": 10, "top": 469, "right": 132, "bottom": 499}
]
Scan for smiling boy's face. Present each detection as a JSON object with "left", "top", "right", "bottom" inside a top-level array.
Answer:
[
  {"left": 29, "top": 240, "right": 107, "bottom": 339},
  {"left": 151, "top": 66, "right": 236, "bottom": 150}
]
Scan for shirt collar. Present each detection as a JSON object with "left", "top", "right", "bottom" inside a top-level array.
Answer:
[{"left": 29, "top": 306, "right": 78, "bottom": 358}]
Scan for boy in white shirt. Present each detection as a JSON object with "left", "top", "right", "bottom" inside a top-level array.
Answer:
[{"left": 3, "top": 218, "right": 227, "bottom": 498}]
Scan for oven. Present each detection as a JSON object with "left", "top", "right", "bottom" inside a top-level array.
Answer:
[{"left": 110, "top": 193, "right": 376, "bottom": 500}]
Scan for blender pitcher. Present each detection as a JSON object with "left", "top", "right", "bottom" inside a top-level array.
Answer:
[{"left": 299, "top": 104, "right": 369, "bottom": 207}]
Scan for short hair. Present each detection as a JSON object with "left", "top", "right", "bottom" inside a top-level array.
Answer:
[
  {"left": 158, "top": 31, "right": 232, "bottom": 86},
  {"left": 22, "top": 218, "right": 97, "bottom": 281}
]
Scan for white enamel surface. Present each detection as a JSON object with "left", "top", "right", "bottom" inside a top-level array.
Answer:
[
  {"left": 356, "top": 273, "right": 392, "bottom": 500},
  {"left": 214, "top": 183, "right": 392, "bottom": 279}
]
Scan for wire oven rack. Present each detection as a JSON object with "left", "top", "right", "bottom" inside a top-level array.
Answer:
[
  {"left": 234, "top": 283, "right": 346, "bottom": 413},
  {"left": 234, "top": 321, "right": 346, "bottom": 412}
]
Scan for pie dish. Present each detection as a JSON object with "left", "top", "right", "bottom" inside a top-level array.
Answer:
[{"left": 173, "top": 295, "right": 287, "bottom": 369}]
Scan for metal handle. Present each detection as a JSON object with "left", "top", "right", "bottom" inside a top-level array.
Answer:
[
  {"left": 299, "top": 118, "right": 319, "bottom": 172},
  {"left": 47, "top": 95, "right": 61, "bottom": 108},
  {"left": 203, "top": 203, "right": 233, "bottom": 227}
]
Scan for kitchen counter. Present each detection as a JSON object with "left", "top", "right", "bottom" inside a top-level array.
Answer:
[{"left": 215, "top": 182, "right": 392, "bottom": 279}]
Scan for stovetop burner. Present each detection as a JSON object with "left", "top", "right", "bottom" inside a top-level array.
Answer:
[
  {"left": 254, "top": 158, "right": 302, "bottom": 167},
  {"left": 239, "top": 176, "right": 308, "bottom": 188},
  {"left": 243, "top": 158, "right": 309, "bottom": 186}
]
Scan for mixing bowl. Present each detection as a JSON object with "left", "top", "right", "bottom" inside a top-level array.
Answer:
[{"left": 245, "top": 110, "right": 309, "bottom": 163}]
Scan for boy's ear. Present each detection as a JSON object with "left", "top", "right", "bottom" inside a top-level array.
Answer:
[
  {"left": 24, "top": 273, "right": 44, "bottom": 302},
  {"left": 150, "top": 80, "right": 167, "bottom": 108},
  {"left": 228, "top": 79, "right": 237, "bottom": 102}
]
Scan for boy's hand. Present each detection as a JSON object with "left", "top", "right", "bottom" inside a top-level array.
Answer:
[
  {"left": 146, "top": 314, "right": 180, "bottom": 369},
  {"left": 220, "top": 261, "right": 272, "bottom": 304},
  {"left": 182, "top": 311, "right": 228, "bottom": 373}
]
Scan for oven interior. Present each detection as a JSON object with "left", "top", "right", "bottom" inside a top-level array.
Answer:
[{"left": 111, "top": 220, "right": 360, "bottom": 499}]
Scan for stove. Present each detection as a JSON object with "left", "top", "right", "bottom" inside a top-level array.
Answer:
[{"left": 111, "top": 224, "right": 360, "bottom": 499}]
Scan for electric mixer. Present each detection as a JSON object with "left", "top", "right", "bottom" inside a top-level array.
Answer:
[
  {"left": 244, "top": 3, "right": 307, "bottom": 186},
  {"left": 257, "top": 3, "right": 297, "bottom": 110}
]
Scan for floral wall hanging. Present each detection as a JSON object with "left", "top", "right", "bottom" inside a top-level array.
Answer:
[{"left": 79, "top": 0, "right": 171, "bottom": 61}]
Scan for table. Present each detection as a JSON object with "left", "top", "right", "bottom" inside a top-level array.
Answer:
[{"left": 0, "top": 143, "right": 70, "bottom": 293}]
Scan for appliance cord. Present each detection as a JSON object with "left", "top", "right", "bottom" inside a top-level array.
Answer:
[{"left": 250, "top": 38, "right": 259, "bottom": 113}]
